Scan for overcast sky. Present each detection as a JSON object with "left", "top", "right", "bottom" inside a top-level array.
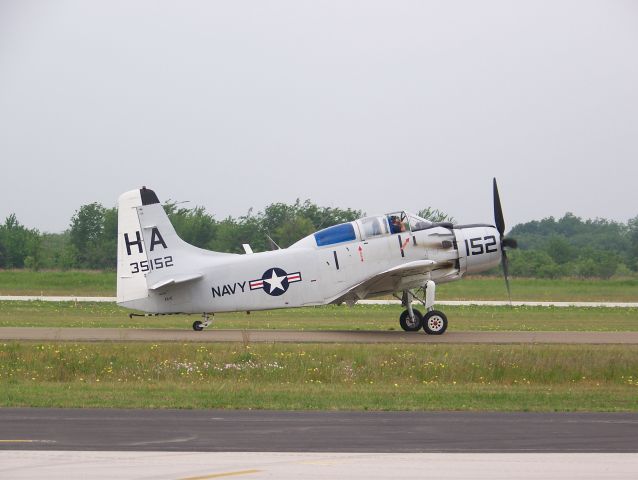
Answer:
[{"left": 1, "top": 0, "right": 636, "bottom": 233}]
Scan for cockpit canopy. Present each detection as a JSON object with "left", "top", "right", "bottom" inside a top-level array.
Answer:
[
  {"left": 306, "top": 211, "right": 432, "bottom": 248},
  {"left": 385, "top": 211, "right": 433, "bottom": 235}
]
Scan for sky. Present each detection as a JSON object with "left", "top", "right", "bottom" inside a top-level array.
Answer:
[{"left": 0, "top": 0, "right": 637, "bottom": 233}]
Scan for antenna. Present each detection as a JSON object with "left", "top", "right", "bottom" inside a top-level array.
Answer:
[{"left": 266, "top": 234, "right": 281, "bottom": 251}]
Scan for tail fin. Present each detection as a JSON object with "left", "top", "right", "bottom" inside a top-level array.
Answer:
[
  {"left": 116, "top": 187, "right": 232, "bottom": 309},
  {"left": 117, "top": 188, "right": 153, "bottom": 304}
]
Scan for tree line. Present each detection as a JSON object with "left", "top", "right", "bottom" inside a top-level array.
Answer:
[
  {"left": 1, "top": 201, "right": 636, "bottom": 279},
  {"left": 0, "top": 200, "right": 363, "bottom": 271},
  {"left": 507, "top": 213, "right": 638, "bottom": 279}
]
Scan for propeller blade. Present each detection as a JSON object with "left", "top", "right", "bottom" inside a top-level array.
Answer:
[
  {"left": 493, "top": 177, "right": 505, "bottom": 236},
  {"left": 502, "top": 249, "right": 512, "bottom": 304},
  {"left": 493, "top": 178, "right": 515, "bottom": 303}
]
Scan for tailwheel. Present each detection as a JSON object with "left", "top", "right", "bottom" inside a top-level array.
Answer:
[
  {"left": 399, "top": 309, "right": 423, "bottom": 332},
  {"left": 423, "top": 310, "right": 448, "bottom": 335},
  {"left": 193, "top": 313, "right": 213, "bottom": 331}
]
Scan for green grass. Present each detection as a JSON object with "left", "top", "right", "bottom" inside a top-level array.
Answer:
[
  {"left": 2, "top": 342, "right": 637, "bottom": 411},
  {"left": 436, "top": 276, "right": 638, "bottom": 302},
  {"left": 1, "top": 270, "right": 637, "bottom": 301},
  {"left": 0, "top": 270, "right": 114, "bottom": 296},
  {"left": 1, "top": 301, "right": 637, "bottom": 331}
]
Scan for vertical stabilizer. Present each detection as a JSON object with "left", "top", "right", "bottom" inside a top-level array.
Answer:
[
  {"left": 117, "top": 187, "right": 236, "bottom": 311},
  {"left": 116, "top": 188, "right": 152, "bottom": 304}
]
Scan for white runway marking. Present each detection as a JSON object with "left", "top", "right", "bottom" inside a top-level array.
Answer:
[
  {"left": 1, "top": 451, "right": 637, "bottom": 480},
  {"left": 0, "top": 296, "right": 117, "bottom": 302},
  {"left": 1, "top": 295, "right": 636, "bottom": 308}
]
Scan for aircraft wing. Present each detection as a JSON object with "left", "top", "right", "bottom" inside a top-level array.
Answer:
[{"left": 330, "top": 259, "right": 437, "bottom": 304}]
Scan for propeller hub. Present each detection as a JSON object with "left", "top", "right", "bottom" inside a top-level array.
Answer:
[{"left": 502, "top": 237, "right": 518, "bottom": 249}]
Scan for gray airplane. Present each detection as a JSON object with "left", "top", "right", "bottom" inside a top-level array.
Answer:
[{"left": 117, "top": 179, "right": 517, "bottom": 334}]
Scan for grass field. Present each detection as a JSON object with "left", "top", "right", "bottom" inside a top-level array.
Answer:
[
  {"left": 0, "top": 270, "right": 114, "bottom": 296},
  {"left": 1, "top": 270, "right": 637, "bottom": 413},
  {"left": 438, "top": 276, "right": 638, "bottom": 302},
  {"left": 1, "top": 301, "right": 638, "bottom": 331},
  {"left": 1, "top": 270, "right": 637, "bottom": 301},
  {"left": 1, "top": 342, "right": 637, "bottom": 411}
]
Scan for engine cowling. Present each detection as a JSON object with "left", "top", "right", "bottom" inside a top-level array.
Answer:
[{"left": 454, "top": 225, "right": 502, "bottom": 275}]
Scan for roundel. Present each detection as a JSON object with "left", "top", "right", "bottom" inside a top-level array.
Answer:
[
  {"left": 248, "top": 268, "right": 303, "bottom": 296},
  {"left": 261, "top": 267, "right": 290, "bottom": 296}
]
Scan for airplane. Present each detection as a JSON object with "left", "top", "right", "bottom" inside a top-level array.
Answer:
[{"left": 116, "top": 179, "right": 517, "bottom": 334}]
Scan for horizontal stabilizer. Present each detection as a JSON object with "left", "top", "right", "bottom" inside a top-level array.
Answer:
[{"left": 148, "top": 273, "right": 203, "bottom": 291}]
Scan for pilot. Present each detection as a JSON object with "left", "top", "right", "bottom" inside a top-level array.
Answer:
[{"left": 390, "top": 216, "right": 403, "bottom": 234}]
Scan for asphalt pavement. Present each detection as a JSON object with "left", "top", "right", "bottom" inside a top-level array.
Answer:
[{"left": 1, "top": 409, "right": 637, "bottom": 453}]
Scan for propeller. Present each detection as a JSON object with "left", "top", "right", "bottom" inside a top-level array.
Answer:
[{"left": 493, "top": 178, "right": 518, "bottom": 302}]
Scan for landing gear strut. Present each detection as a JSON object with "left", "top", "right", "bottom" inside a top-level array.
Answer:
[
  {"left": 395, "top": 281, "right": 448, "bottom": 334},
  {"left": 193, "top": 313, "right": 213, "bottom": 331},
  {"left": 398, "top": 290, "right": 423, "bottom": 331}
]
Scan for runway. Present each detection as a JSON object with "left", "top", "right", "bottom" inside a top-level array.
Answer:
[
  {"left": 1, "top": 327, "right": 638, "bottom": 343},
  {"left": 1, "top": 409, "right": 637, "bottom": 452}
]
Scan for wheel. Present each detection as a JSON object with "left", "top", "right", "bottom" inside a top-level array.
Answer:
[
  {"left": 399, "top": 309, "right": 423, "bottom": 332},
  {"left": 423, "top": 310, "right": 448, "bottom": 335},
  {"left": 192, "top": 320, "right": 204, "bottom": 331}
]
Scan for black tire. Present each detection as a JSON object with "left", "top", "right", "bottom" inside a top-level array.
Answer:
[
  {"left": 192, "top": 320, "right": 204, "bottom": 331},
  {"left": 399, "top": 309, "right": 423, "bottom": 332},
  {"left": 423, "top": 310, "right": 448, "bottom": 335}
]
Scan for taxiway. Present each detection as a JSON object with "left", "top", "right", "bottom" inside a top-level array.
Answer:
[{"left": 1, "top": 327, "right": 638, "bottom": 344}]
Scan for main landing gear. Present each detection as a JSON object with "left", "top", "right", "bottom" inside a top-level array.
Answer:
[
  {"left": 192, "top": 313, "right": 213, "bottom": 331},
  {"left": 396, "top": 281, "right": 448, "bottom": 335}
]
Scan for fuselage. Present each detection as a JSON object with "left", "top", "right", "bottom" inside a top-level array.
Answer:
[{"left": 119, "top": 211, "right": 501, "bottom": 314}]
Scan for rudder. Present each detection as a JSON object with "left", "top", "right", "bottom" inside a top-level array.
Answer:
[{"left": 116, "top": 188, "right": 156, "bottom": 304}]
